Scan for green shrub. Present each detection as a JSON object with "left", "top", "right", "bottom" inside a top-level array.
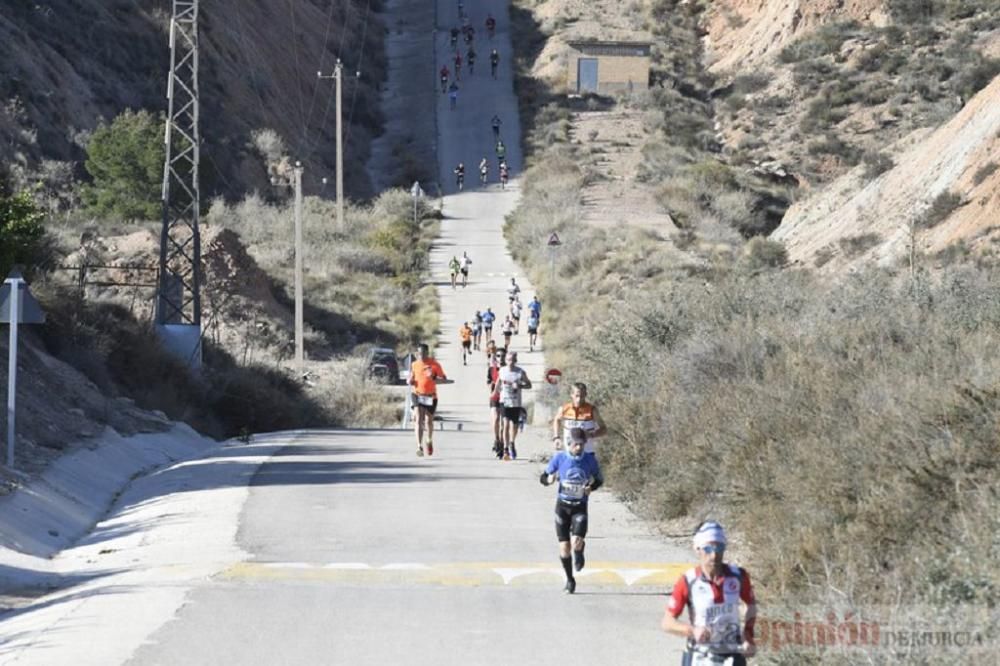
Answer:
[
  {"left": 838, "top": 232, "right": 882, "bottom": 257},
  {"left": 918, "top": 190, "right": 964, "bottom": 228},
  {"left": 0, "top": 177, "right": 46, "bottom": 276},
  {"left": 953, "top": 56, "right": 1000, "bottom": 102},
  {"left": 972, "top": 161, "right": 998, "bottom": 186},
  {"left": 807, "top": 133, "right": 862, "bottom": 165},
  {"left": 752, "top": 94, "right": 790, "bottom": 112},
  {"left": 792, "top": 59, "right": 838, "bottom": 92},
  {"left": 83, "top": 109, "right": 165, "bottom": 222},
  {"left": 800, "top": 98, "right": 848, "bottom": 133},
  {"left": 862, "top": 151, "right": 895, "bottom": 179},
  {"left": 814, "top": 245, "right": 835, "bottom": 267},
  {"left": 891, "top": 0, "right": 937, "bottom": 24},
  {"left": 731, "top": 72, "right": 770, "bottom": 96},
  {"left": 743, "top": 237, "right": 787, "bottom": 269},
  {"left": 779, "top": 21, "right": 861, "bottom": 63}
]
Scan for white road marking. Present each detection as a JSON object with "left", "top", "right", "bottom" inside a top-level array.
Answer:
[{"left": 492, "top": 567, "right": 556, "bottom": 584}]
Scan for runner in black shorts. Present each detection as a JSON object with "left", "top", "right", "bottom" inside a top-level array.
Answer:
[
  {"left": 459, "top": 322, "right": 473, "bottom": 365},
  {"left": 540, "top": 428, "right": 603, "bottom": 593},
  {"left": 497, "top": 351, "right": 531, "bottom": 460},
  {"left": 412, "top": 395, "right": 438, "bottom": 414},
  {"left": 488, "top": 348, "right": 506, "bottom": 457}
]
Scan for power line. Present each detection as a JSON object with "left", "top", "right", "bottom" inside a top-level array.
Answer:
[
  {"left": 286, "top": 0, "right": 308, "bottom": 130},
  {"left": 296, "top": 0, "right": 340, "bottom": 156},
  {"left": 345, "top": 0, "right": 372, "bottom": 144},
  {"left": 232, "top": 3, "right": 269, "bottom": 120}
]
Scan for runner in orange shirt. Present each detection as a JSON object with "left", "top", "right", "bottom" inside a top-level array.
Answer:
[
  {"left": 551, "top": 383, "right": 607, "bottom": 453},
  {"left": 409, "top": 343, "right": 447, "bottom": 456},
  {"left": 459, "top": 322, "right": 473, "bottom": 365}
]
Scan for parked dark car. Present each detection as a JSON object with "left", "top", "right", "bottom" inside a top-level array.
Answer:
[{"left": 365, "top": 347, "right": 402, "bottom": 384}]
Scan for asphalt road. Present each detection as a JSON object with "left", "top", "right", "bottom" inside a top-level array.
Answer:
[{"left": 0, "top": 2, "right": 692, "bottom": 664}]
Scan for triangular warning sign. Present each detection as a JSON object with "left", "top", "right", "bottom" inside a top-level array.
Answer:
[
  {"left": 0, "top": 270, "right": 46, "bottom": 324},
  {"left": 547, "top": 232, "right": 562, "bottom": 246}
]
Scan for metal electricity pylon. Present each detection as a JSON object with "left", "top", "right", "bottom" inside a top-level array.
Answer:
[{"left": 157, "top": 0, "right": 202, "bottom": 365}]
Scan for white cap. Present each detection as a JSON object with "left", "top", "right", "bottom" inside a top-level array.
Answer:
[{"left": 693, "top": 521, "right": 727, "bottom": 548}]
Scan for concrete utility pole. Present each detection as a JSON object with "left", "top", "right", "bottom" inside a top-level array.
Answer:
[
  {"left": 293, "top": 162, "right": 304, "bottom": 377},
  {"left": 318, "top": 61, "right": 345, "bottom": 229}
]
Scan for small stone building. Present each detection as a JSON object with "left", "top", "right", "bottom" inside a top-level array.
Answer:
[{"left": 566, "top": 41, "right": 651, "bottom": 95}]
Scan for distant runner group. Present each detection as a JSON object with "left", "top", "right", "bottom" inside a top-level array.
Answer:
[
  {"left": 408, "top": 4, "right": 759, "bottom": 659},
  {"left": 441, "top": 7, "right": 511, "bottom": 191}
]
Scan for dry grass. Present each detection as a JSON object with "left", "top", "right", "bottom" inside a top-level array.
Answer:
[
  {"left": 574, "top": 267, "right": 1000, "bottom": 612},
  {"left": 311, "top": 356, "right": 400, "bottom": 427},
  {"left": 207, "top": 188, "right": 440, "bottom": 349},
  {"left": 33, "top": 289, "right": 334, "bottom": 439},
  {"left": 28, "top": 185, "right": 436, "bottom": 438},
  {"left": 504, "top": 0, "right": 1000, "bottom": 650}
]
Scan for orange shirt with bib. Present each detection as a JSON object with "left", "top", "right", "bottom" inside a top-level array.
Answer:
[{"left": 410, "top": 359, "right": 445, "bottom": 396}]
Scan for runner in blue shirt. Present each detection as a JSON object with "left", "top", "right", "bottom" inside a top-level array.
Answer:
[
  {"left": 481, "top": 307, "right": 496, "bottom": 343},
  {"left": 527, "top": 311, "right": 540, "bottom": 352},
  {"left": 528, "top": 295, "right": 541, "bottom": 319},
  {"left": 540, "top": 428, "right": 603, "bottom": 594}
]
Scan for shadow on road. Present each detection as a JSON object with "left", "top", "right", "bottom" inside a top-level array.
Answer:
[{"left": 0, "top": 568, "right": 126, "bottom": 624}]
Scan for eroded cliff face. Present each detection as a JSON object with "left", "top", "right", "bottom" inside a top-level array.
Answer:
[
  {"left": 700, "top": 0, "right": 1000, "bottom": 267},
  {"left": 704, "top": 0, "right": 890, "bottom": 72},
  {"left": 0, "top": 0, "right": 385, "bottom": 198},
  {"left": 772, "top": 75, "right": 1000, "bottom": 269}
]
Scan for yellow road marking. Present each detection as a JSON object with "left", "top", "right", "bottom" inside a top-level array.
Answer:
[{"left": 220, "top": 561, "right": 688, "bottom": 587}]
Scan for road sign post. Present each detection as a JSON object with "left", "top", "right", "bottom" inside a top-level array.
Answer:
[
  {"left": 5, "top": 275, "right": 18, "bottom": 470},
  {"left": 547, "top": 232, "right": 562, "bottom": 283},
  {"left": 411, "top": 181, "right": 423, "bottom": 225},
  {"left": 1, "top": 269, "right": 46, "bottom": 470}
]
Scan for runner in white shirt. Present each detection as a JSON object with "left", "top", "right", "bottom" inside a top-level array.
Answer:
[
  {"left": 459, "top": 251, "right": 472, "bottom": 287},
  {"left": 510, "top": 297, "right": 523, "bottom": 334},
  {"left": 507, "top": 277, "right": 520, "bottom": 304},
  {"left": 497, "top": 351, "right": 531, "bottom": 460}
]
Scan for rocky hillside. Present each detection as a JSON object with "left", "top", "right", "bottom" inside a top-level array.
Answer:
[
  {"left": 0, "top": 0, "right": 385, "bottom": 200},
  {"left": 774, "top": 74, "right": 1000, "bottom": 269},
  {"left": 703, "top": 0, "right": 891, "bottom": 72},
  {"left": 701, "top": 0, "right": 1000, "bottom": 265},
  {"left": 709, "top": 0, "right": 1000, "bottom": 184}
]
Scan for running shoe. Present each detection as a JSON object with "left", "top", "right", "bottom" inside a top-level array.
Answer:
[
  {"left": 426, "top": 441, "right": 434, "bottom": 456},
  {"left": 563, "top": 578, "right": 576, "bottom": 594},
  {"left": 509, "top": 443, "right": 517, "bottom": 460},
  {"left": 416, "top": 446, "right": 424, "bottom": 457},
  {"left": 503, "top": 447, "right": 511, "bottom": 461}
]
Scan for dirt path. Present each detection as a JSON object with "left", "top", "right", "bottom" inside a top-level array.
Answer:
[{"left": 571, "top": 109, "right": 676, "bottom": 230}]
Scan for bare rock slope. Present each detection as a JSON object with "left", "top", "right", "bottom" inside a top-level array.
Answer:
[
  {"left": 772, "top": 75, "right": 1000, "bottom": 269},
  {"left": 704, "top": 0, "right": 890, "bottom": 72}
]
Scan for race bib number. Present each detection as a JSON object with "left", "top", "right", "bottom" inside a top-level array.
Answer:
[
  {"left": 562, "top": 420, "right": 597, "bottom": 442},
  {"left": 415, "top": 394, "right": 435, "bottom": 407},
  {"left": 689, "top": 652, "right": 736, "bottom": 666},
  {"left": 561, "top": 482, "right": 586, "bottom": 499}
]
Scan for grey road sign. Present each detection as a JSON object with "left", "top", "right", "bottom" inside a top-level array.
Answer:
[{"left": 0, "top": 269, "right": 45, "bottom": 324}]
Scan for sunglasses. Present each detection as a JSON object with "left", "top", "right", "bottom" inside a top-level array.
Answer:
[{"left": 700, "top": 544, "right": 726, "bottom": 555}]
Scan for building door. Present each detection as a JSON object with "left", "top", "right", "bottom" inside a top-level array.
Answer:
[{"left": 578, "top": 58, "right": 598, "bottom": 93}]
